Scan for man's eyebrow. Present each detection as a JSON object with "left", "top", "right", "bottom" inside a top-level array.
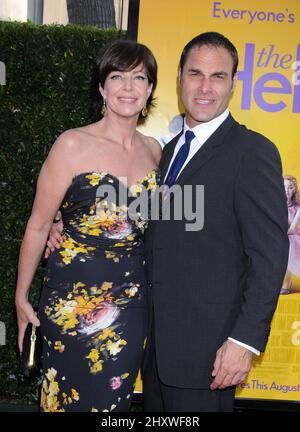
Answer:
[
  {"left": 211, "top": 71, "right": 229, "bottom": 76},
  {"left": 187, "top": 68, "right": 229, "bottom": 76},
  {"left": 187, "top": 68, "right": 203, "bottom": 73}
]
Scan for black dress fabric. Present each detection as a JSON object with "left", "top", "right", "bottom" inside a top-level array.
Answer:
[{"left": 39, "top": 169, "right": 159, "bottom": 412}]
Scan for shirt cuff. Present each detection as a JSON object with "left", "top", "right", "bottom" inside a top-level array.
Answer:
[{"left": 228, "top": 337, "right": 260, "bottom": 356}]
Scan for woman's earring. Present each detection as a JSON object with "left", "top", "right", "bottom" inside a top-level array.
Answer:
[
  {"left": 101, "top": 99, "right": 107, "bottom": 117},
  {"left": 141, "top": 106, "right": 148, "bottom": 118}
]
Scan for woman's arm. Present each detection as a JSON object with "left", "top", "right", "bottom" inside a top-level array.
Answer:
[
  {"left": 44, "top": 211, "right": 64, "bottom": 259},
  {"left": 15, "top": 132, "right": 77, "bottom": 351}
]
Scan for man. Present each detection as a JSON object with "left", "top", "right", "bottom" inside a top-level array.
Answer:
[{"left": 142, "top": 32, "right": 289, "bottom": 412}]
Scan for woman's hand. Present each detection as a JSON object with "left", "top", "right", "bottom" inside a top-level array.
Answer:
[
  {"left": 44, "top": 211, "right": 64, "bottom": 259},
  {"left": 16, "top": 300, "right": 40, "bottom": 353}
]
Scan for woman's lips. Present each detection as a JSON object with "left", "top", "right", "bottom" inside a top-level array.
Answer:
[{"left": 118, "top": 97, "right": 137, "bottom": 103}]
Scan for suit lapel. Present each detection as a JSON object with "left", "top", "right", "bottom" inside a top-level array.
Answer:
[{"left": 159, "top": 133, "right": 183, "bottom": 184}]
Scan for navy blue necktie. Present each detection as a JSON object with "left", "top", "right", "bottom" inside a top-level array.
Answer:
[{"left": 165, "top": 130, "right": 195, "bottom": 187}]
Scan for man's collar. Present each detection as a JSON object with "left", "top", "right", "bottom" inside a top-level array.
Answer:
[{"left": 184, "top": 109, "right": 230, "bottom": 142}]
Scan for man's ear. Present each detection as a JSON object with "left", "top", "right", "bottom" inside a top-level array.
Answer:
[
  {"left": 178, "top": 68, "right": 182, "bottom": 84},
  {"left": 231, "top": 72, "right": 238, "bottom": 91}
]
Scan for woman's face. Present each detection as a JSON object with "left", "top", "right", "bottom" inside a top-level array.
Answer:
[
  {"left": 100, "top": 63, "right": 152, "bottom": 119},
  {"left": 284, "top": 179, "right": 295, "bottom": 202}
]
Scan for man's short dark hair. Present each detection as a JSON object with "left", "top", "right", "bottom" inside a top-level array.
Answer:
[{"left": 179, "top": 32, "right": 239, "bottom": 78}]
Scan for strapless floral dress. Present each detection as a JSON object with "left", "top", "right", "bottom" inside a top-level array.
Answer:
[{"left": 38, "top": 169, "right": 159, "bottom": 412}]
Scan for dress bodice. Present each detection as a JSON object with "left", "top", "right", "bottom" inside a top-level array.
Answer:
[{"left": 60, "top": 169, "right": 160, "bottom": 251}]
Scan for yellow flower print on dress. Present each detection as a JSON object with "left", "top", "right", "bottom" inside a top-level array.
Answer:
[
  {"left": 40, "top": 381, "right": 61, "bottom": 411},
  {"left": 90, "top": 360, "right": 104, "bottom": 374},
  {"left": 62, "top": 388, "right": 80, "bottom": 406},
  {"left": 130, "top": 184, "right": 143, "bottom": 197},
  {"left": 54, "top": 341, "right": 65, "bottom": 353},
  {"left": 72, "top": 389, "right": 80, "bottom": 402},
  {"left": 105, "top": 251, "right": 120, "bottom": 262},
  {"left": 45, "top": 298, "right": 79, "bottom": 332},
  {"left": 78, "top": 198, "right": 131, "bottom": 239},
  {"left": 147, "top": 170, "right": 160, "bottom": 191},
  {"left": 86, "top": 172, "right": 106, "bottom": 186},
  {"left": 98, "top": 327, "right": 116, "bottom": 340},
  {"left": 86, "top": 347, "right": 104, "bottom": 375},
  {"left": 40, "top": 367, "right": 79, "bottom": 412},
  {"left": 59, "top": 236, "right": 96, "bottom": 265},
  {"left": 106, "top": 338, "right": 127, "bottom": 356},
  {"left": 125, "top": 285, "right": 139, "bottom": 298},
  {"left": 44, "top": 280, "right": 136, "bottom": 375},
  {"left": 86, "top": 348, "right": 99, "bottom": 363}
]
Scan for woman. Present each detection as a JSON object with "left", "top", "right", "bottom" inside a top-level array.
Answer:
[
  {"left": 281, "top": 175, "right": 300, "bottom": 294},
  {"left": 15, "top": 39, "right": 161, "bottom": 412}
]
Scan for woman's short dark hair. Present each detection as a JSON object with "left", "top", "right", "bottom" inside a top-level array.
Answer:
[
  {"left": 179, "top": 32, "right": 239, "bottom": 78},
  {"left": 90, "top": 39, "right": 157, "bottom": 122}
]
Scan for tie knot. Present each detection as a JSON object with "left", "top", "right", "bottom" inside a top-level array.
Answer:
[{"left": 184, "top": 130, "right": 195, "bottom": 145}]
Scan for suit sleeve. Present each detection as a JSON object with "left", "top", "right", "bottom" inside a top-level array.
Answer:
[{"left": 229, "top": 136, "right": 289, "bottom": 352}]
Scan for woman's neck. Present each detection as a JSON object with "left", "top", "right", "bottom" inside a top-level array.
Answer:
[{"left": 99, "top": 113, "right": 139, "bottom": 150}]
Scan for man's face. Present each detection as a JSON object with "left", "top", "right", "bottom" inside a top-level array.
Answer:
[{"left": 179, "top": 45, "right": 237, "bottom": 127}]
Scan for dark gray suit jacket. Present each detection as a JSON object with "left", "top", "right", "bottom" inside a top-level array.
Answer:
[{"left": 144, "top": 114, "right": 289, "bottom": 388}]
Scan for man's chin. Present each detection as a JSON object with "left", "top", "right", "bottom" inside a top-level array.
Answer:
[{"left": 186, "top": 111, "right": 216, "bottom": 126}]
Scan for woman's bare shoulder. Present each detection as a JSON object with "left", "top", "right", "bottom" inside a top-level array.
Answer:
[
  {"left": 140, "top": 133, "right": 162, "bottom": 164},
  {"left": 50, "top": 126, "right": 94, "bottom": 156}
]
